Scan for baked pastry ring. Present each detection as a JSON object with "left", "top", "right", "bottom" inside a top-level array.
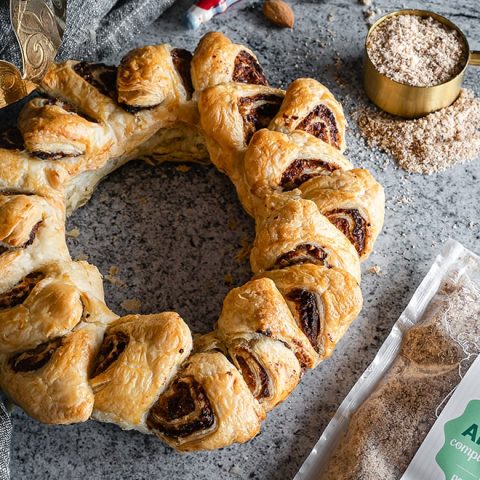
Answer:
[
  {"left": 299, "top": 169, "right": 385, "bottom": 259},
  {"left": 0, "top": 32, "right": 384, "bottom": 452},
  {"left": 269, "top": 78, "right": 347, "bottom": 152}
]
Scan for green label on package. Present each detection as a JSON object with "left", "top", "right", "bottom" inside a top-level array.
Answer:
[
  {"left": 436, "top": 400, "right": 480, "bottom": 480},
  {"left": 401, "top": 356, "right": 480, "bottom": 480}
]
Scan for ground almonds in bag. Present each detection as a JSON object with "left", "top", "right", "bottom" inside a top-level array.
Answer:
[{"left": 295, "top": 239, "right": 480, "bottom": 480}]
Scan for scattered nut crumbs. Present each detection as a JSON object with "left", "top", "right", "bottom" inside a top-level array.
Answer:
[
  {"left": 105, "top": 265, "right": 125, "bottom": 287},
  {"left": 66, "top": 228, "right": 80, "bottom": 238},
  {"left": 176, "top": 164, "right": 191, "bottom": 173},
  {"left": 227, "top": 217, "right": 238, "bottom": 231},
  {"left": 367, "top": 265, "right": 382, "bottom": 275},
  {"left": 235, "top": 236, "right": 253, "bottom": 263},
  {"left": 224, "top": 273, "right": 234, "bottom": 285},
  {"left": 367, "top": 14, "right": 466, "bottom": 87},
  {"left": 120, "top": 298, "right": 141, "bottom": 312},
  {"left": 356, "top": 89, "right": 480, "bottom": 174}
]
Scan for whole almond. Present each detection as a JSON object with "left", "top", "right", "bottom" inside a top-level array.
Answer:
[{"left": 263, "top": 0, "right": 295, "bottom": 28}]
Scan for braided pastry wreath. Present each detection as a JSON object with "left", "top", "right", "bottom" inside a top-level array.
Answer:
[{"left": 0, "top": 32, "right": 384, "bottom": 452}]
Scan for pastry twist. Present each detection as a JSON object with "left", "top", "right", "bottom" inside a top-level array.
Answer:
[{"left": 0, "top": 32, "right": 384, "bottom": 451}]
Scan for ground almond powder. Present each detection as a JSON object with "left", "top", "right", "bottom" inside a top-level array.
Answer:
[
  {"left": 367, "top": 14, "right": 466, "bottom": 87},
  {"left": 356, "top": 89, "right": 480, "bottom": 174},
  {"left": 321, "top": 276, "right": 480, "bottom": 479}
]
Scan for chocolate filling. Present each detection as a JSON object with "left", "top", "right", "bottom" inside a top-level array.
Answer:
[
  {"left": 0, "top": 127, "right": 24, "bottom": 150},
  {"left": 0, "top": 220, "right": 42, "bottom": 256},
  {"left": 280, "top": 159, "right": 339, "bottom": 191},
  {"left": 73, "top": 62, "right": 118, "bottom": 100},
  {"left": 146, "top": 377, "right": 215, "bottom": 439},
  {"left": 91, "top": 331, "right": 129, "bottom": 378},
  {"left": 32, "top": 151, "right": 81, "bottom": 161},
  {"left": 274, "top": 243, "right": 329, "bottom": 269},
  {"left": 9, "top": 337, "right": 63, "bottom": 372},
  {"left": 238, "top": 93, "right": 283, "bottom": 144},
  {"left": 326, "top": 208, "right": 367, "bottom": 256},
  {"left": 286, "top": 289, "right": 321, "bottom": 351},
  {"left": 232, "top": 50, "right": 268, "bottom": 86},
  {"left": 297, "top": 104, "right": 340, "bottom": 149},
  {"left": 171, "top": 48, "right": 194, "bottom": 98},
  {"left": 0, "top": 271, "right": 45, "bottom": 310},
  {"left": 234, "top": 348, "right": 270, "bottom": 400}
]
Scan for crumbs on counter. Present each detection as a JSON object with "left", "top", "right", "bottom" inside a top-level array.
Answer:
[
  {"left": 176, "top": 164, "right": 191, "bottom": 173},
  {"left": 120, "top": 298, "right": 142, "bottom": 312},
  {"left": 367, "top": 265, "right": 382, "bottom": 275},
  {"left": 66, "top": 228, "right": 80, "bottom": 238}
]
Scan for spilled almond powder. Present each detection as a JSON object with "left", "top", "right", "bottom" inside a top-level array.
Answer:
[{"left": 356, "top": 89, "right": 480, "bottom": 174}]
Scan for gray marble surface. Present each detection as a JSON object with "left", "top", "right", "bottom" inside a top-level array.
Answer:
[{"left": 6, "top": 0, "right": 480, "bottom": 479}]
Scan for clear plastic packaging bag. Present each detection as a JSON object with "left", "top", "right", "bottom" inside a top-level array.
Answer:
[{"left": 295, "top": 239, "right": 480, "bottom": 480}]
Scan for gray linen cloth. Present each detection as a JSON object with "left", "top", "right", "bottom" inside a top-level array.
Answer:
[{"left": 0, "top": 0, "right": 176, "bottom": 478}]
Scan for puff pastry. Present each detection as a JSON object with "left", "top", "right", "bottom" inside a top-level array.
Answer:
[
  {"left": 0, "top": 192, "right": 69, "bottom": 293},
  {"left": 299, "top": 169, "right": 385, "bottom": 259},
  {"left": 191, "top": 32, "right": 268, "bottom": 92},
  {"left": 269, "top": 78, "right": 347, "bottom": 152},
  {"left": 0, "top": 260, "right": 113, "bottom": 353},
  {"left": 198, "top": 83, "right": 285, "bottom": 174},
  {"left": 146, "top": 351, "right": 265, "bottom": 451},
  {"left": 0, "top": 31, "right": 384, "bottom": 452},
  {"left": 91, "top": 312, "right": 192, "bottom": 432},
  {"left": 250, "top": 198, "right": 361, "bottom": 282},
  {"left": 194, "top": 332, "right": 301, "bottom": 413},
  {"left": 256, "top": 264, "right": 362, "bottom": 365},
  {"left": 243, "top": 129, "right": 353, "bottom": 215},
  {"left": 0, "top": 324, "right": 103, "bottom": 424}
]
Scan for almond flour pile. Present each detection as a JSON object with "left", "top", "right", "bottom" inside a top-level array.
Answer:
[
  {"left": 356, "top": 89, "right": 480, "bottom": 174},
  {"left": 367, "top": 14, "right": 467, "bottom": 87}
]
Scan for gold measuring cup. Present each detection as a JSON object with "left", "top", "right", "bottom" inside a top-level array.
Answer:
[{"left": 363, "top": 9, "right": 480, "bottom": 118}]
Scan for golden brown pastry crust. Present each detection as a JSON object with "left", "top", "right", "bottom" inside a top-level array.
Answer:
[
  {"left": 257, "top": 264, "right": 363, "bottom": 365},
  {"left": 269, "top": 78, "right": 347, "bottom": 152},
  {"left": 250, "top": 198, "right": 361, "bottom": 282},
  {"left": 191, "top": 32, "right": 268, "bottom": 92},
  {"left": 90, "top": 312, "right": 192, "bottom": 432},
  {"left": 198, "top": 83, "right": 285, "bottom": 175},
  {"left": 0, "top": 193, "right": 69, "bottom": 294},
  {"left": 0, "top": 324, "right": 103, "bottom": 424},
  {"left": 117, "top": 44, "right": 192, "bottom": 107},
  {"left": 18, "top": 97, "right": 114, "bottom": 175},
  {"left": 299, "top": 169, "right": 385, "bottom": 260},
  {"left": 0, "top": 149, "right": 68, "bottom": 199},
  {"left": 0, "top": 260, "right": 113, "bottom": 353},
  {"left": 217, "top": 277, "right": 317, "bottom": 369},
  {"left": 243, "top": 129, "right": 353, "bottom": 215},
  {"left": 0, "top": 32, "right": 385, "bottom": 452},
  {"left": 146, "top": 351, "right": 265, "bottom": 451},
  {"left": 195, "top": 331, "right": 301, "bottom": 413}
]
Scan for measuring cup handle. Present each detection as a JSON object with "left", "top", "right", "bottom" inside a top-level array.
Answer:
[{"left": 470, "top": 51, "right": 480, "bottom": 66}]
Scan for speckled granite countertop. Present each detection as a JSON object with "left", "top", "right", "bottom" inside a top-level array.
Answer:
[{"left": 5, "top": 0, "right": 480, "bottom": 478}]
